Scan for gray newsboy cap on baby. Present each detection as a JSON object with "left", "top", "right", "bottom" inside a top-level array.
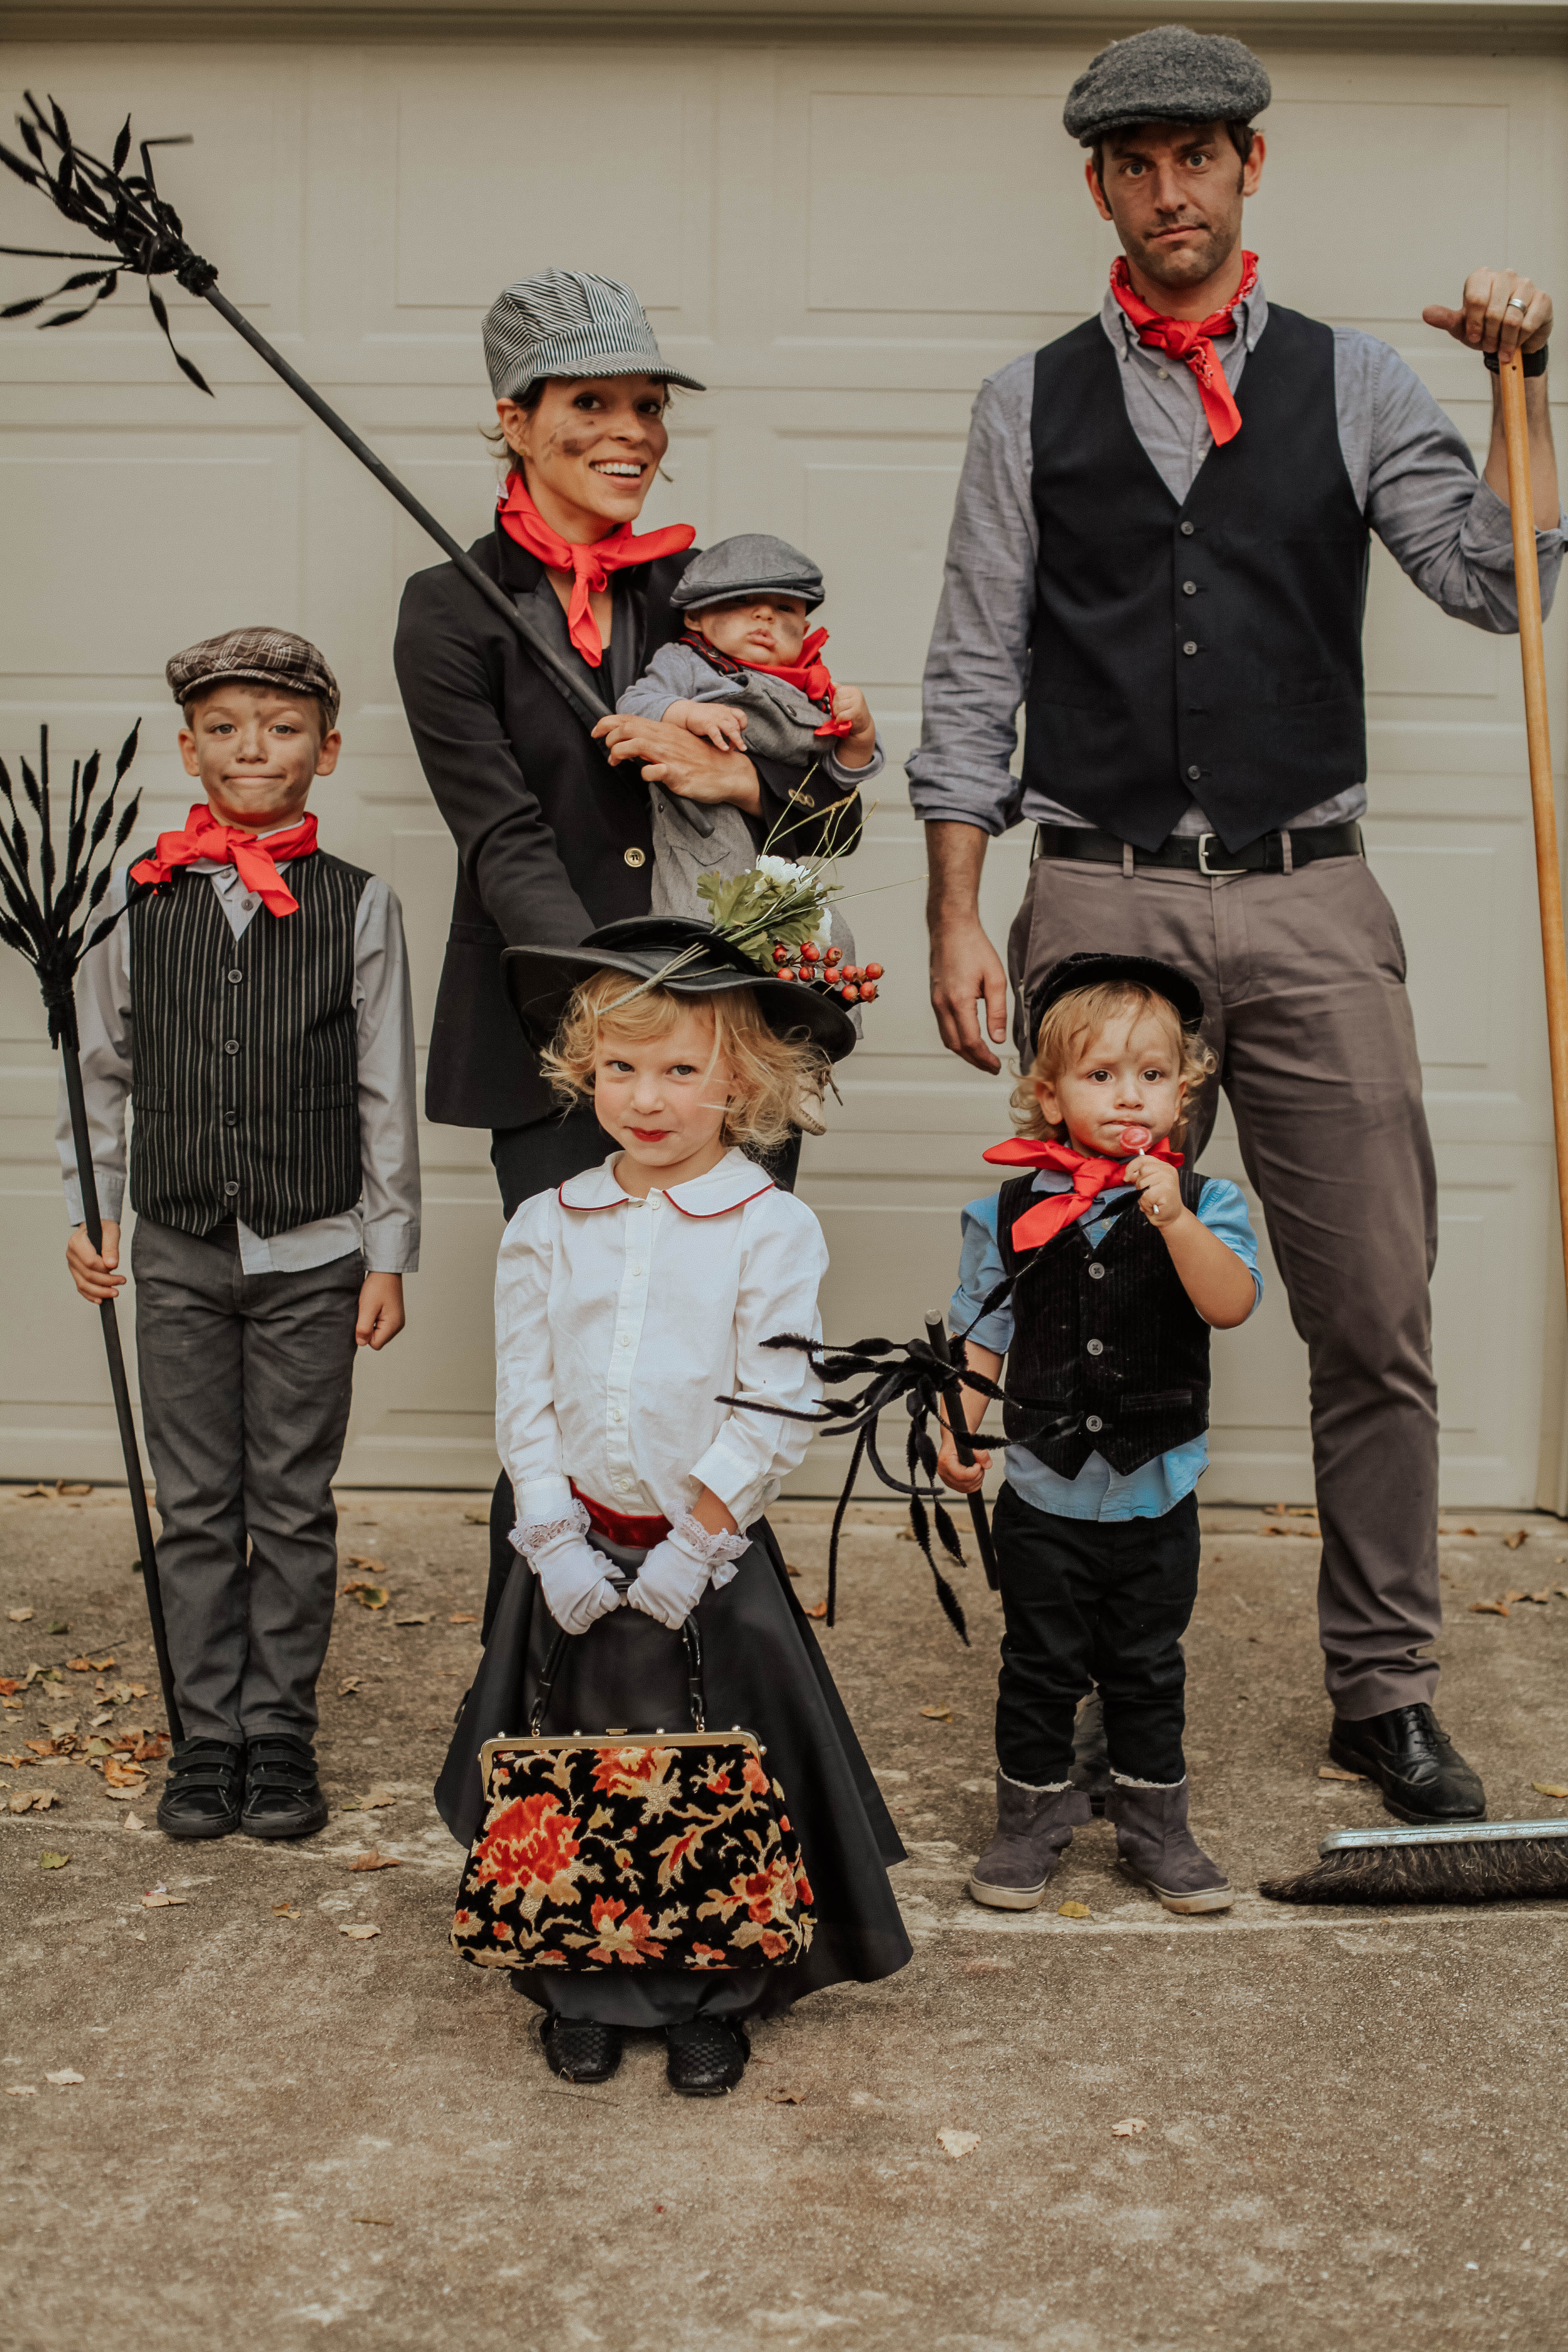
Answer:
[
  {"left": 1063, "top": 23, "right": 1271, "bottom": 144},
  {"left": 482, "top": 268, "right": 706, "bottom": 403},
  {"left": 669, "top": 534, "right": 825, "bottom": 617}
]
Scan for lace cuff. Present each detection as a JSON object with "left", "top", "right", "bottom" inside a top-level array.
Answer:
[
  {"left": 668, "top": 1511, "right": 750, "bottom": 1569},
  {"left": 510, "top": 1498, "right": 590, "bottom": 1560}
]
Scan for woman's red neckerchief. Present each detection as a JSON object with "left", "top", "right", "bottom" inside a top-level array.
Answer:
[
  {"left": 1108, "top": 251, "right": 1260, "bottom": 447},
  {"left": 983, "top": 1134, "right": 1182, "bottom": 1252},
  {"left": 682, "top": 626, "right": 852, "bottom": 739},
  {"left": 497, "top": 474, "right": 695, "bottom": 668},
  {"left": 129, "top": 805, "right": 319, "bottom": 918}
]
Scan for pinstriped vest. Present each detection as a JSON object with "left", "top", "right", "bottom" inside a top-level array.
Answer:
[{"left": 127, "top": 852, "right": 368, "bottom": 1239}]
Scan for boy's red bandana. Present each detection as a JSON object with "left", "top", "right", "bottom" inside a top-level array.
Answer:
[
  {"left": 983, "top": 1134, "right": 1183, "bottom": 1252},
  {"left": 1108, "top": 251, "right": 1259, "bottom": 447},
  {"left": 497, "top": 475, "right": 694, "bottom": 667},
  {"left": 130, "top": 805, "right": 319, "bottom": 918},
  {"left": 684, "top": 626, "right": 852, "bottom": 739}
]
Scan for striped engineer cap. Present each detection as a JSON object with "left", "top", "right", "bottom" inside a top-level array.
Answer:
[{"left": 482, "top": 268, "right": 706, "bottom": 403}]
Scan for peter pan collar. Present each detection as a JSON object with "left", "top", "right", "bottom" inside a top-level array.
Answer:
[{"left": 559, "top": 1148, "right": 776, "bottom": 1219}]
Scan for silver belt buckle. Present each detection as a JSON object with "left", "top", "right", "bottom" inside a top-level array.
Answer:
[{"left": 1197, "top": 832, "right": 1246, "bottom": 877}]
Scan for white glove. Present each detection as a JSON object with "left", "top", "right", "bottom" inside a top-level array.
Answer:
[
  {"left": 512, "top": 1507, "right": 623, "bottom": 1637},
  {"left": 626, "top": 1513, "right": 749, "bottom": 1632}
]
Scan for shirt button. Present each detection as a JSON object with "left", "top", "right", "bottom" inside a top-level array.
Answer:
[
  {"left": 631, "top": 1265, "right": 644, "bottom": 1278},
  {"left": 243, "top": 896, "right": 258, "bottom": 910},
  {"left": 1187, "top": 764, "right": 1202, "bottom": 782},
  {"left": 227, "top": 968, "right": 244, "bottom": 983},
  {"left": 1183, "top": 642, "right": 1199, "bottom": 657},
  {"left": 1085, "top": 1415, "right": 1104, "bottom": 1434},
  {"left": 1182, "top": 580, "right": 1197, "bottom": 596},
  {"left": 1086, "top": 1339, "right": 1104, "bottom": 1357},
  {"left": 224, "top": 1180, "right": 239, "bottom": 1197},
  {"left": 1156, "top": 366, "right": 1169, "bottom": 379},
  {"left": 1088, "top": 1263, "right": 1106, "bottom": 1282},
  {"left": 618, "top": 1334, "right": 631, "bottom": 1347},
  {"left": 223, "top": 1112, "right": 238, "bottom": 1127},
  {"left": 1180, "top": 520, "right": 1196, "bottom": 537},
  {"left": 623, "top": 846, "right": 647, "bottom": 869},
  {"left": 223, "top": 1038, "right": 240, "bottom": 1055},
  {"left": 610, "top": 1408, "right": 622, "bottom": 1423}
]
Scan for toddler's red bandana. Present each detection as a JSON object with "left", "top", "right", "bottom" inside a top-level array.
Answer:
[
  {"left": 983, "top": 1134, "right": 1183, "bottom": 1253},
  {"left": 497, "top": 475, "right": 694, "bottom": 667},
  {"left": 1109, "top": 250, "right": 1259, "bottom": 447},
  {"left": 684, "top": 625, "right": 853, "bottom": 739},
  {"left": 130, "top": 805, "right": 318, "bottom": 918}
]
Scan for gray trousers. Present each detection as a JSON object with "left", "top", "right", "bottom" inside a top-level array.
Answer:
[
  {"left": 1008, "top": 849, "right": 1440, "bottom": 1720},
  {"left": 132, "top": 1217, "right": 362, "bottom": 1743}
]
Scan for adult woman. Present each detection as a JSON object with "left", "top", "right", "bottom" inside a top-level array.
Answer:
[{"left": 393, "top": 269, "right": 863, "bottom": 1630}]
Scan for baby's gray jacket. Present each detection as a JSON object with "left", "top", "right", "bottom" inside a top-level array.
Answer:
[{"left": 616, "top": 640, "right": 884, "bottom": 783}]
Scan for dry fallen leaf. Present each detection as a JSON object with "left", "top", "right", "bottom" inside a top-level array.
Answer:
[
  {"left": 338, "top": 1679, "right": 361, "bottom": 1699},
  {"left": 44, "top": 2069, "right": 85, "bottom": 2086},
  {"left": 5, "top": 1608, "right": 33, "bottom": 1623},
  {"left": 1442, "top": 1525, "right": 1479, "bottom": 1537},
  {"left": 343, "top": 1786, "right": 396, "bottom": 1812},
  {"left": 765, "top": 2087, "right": 807, "bottom": 2104},
  {"left": 273, "top": 1902, "right": 303, "bottom": 1919},
  {"left": 804, "top": 1601, "right": 828, "bottom": 1620},
  {"left": 140, "top": 1891, "right": 188, "bottom": 1909},
  {"left": 1504, "top": 1530, "right": 1531, "bottom": 1550},
  {"left": 5, "top": 2085, "right": 38, "bottom": 2097},
  {"left": 919, "top": 1705, "right": 954, "bottom": 1723},
  {"left": 961, "top": 1957, "right": 1016, "bottom": 1975},
  {"left": 1318, "top": 1764, "right": 1366, "bottom": 1782},
  {"left": 339, "top": 1923, "right": 381, "bottom": 1941},
  {"left": 1057, "top": 1901, "right": 1092, "bottom": 1920},
  {"left": 55, "top": 1481, "right": 92, "bottom": 1497},
  {"left": 1531, "top": 1782, "right": 1568, "bottom": 1800},
  {"left": 1471, "top": 1599, "right": 1510, "bottom": 1617},
  {"left": 39, "top": 1851, "right": 70, "bottom": 1870},
  {"left": 784, "top": 1561, "right": 803, "bottom": 1578},
  {"left": 121, "top": 1811, "right": 145, "bottom": 1834},
  {"left": 461, "top": 1508, "right": 489, "bottom": 1524},
  {"left": 1111, "top": 2117, "right": 1148, "bottom": 2138},
  {"left": 393, "top": 1614, "right": 433, "bottom": 1627},
  {"left": 103, "top": 1759, "right": 147, "bottom": 1790},
  {"left": 344, "top": 1850, "right": 404, "bottom": 1872},
  {"left": 447, "top": 1614, "right": 477, "bottom": 1626},
  {"left": 343, "top": 1581, "right": 389, "bottom": 1612},
  {"left": 343, "top": 1550, "right": 389, "bottom": 1573},
  {"left": 351, "top": 2215, "right": 393, "bottom": 2226},
  {"left": 9, "top": 1788, "right": 59, "bottom": 1813},
  {"left": 936, "top": 2128, "right": 980, "bottom": 2160}
]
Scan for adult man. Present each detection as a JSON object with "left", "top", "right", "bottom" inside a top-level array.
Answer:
[{"left": 909, "top": 25, "right": 1563, "bottom": 1823}]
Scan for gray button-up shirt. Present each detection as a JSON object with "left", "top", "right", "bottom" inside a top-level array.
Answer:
[{"left": 907, "top": 278, "right": 1566, "bottom": 838}]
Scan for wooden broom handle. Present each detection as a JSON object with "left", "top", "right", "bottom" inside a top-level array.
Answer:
[{"left": 1498, "top": 349, "right": 1568, "bottom": 1300}]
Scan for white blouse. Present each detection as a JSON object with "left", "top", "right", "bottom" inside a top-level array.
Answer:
[{"left": 495, "top": 1148, "right": 828, "bottom": 1537}]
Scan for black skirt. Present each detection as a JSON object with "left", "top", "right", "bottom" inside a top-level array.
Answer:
[{"left": 434, "top": 1520, "right": 912, "bottom": 2027}]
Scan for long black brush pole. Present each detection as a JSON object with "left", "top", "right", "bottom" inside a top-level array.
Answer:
[
  {"left": 925, "top": 1311, "right": 1000, "bottom": 1591},
  {"left": 59, "top": 1024, "right": 183, "bottom": 1743}
]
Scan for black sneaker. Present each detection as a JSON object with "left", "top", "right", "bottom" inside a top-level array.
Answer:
[
  {"left": 1330, "top": 1702, "right": 1486, "bottom": 1824},
  {"left": 156, "top": 1738, "right": 245, "bottom": 1840},
  {"left": 665, "top": 2018, "right": 750, "bottom": 2097},
  {"left": 240, "top": 1732, "right": 329, "bottom": 1840},
  {"left": 541, "top": 2017, "right": 623, "bottom": 2084}
]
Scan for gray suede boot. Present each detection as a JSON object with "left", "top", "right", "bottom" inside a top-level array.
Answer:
[
  {"left": 1106, "top": 1778, "right": 1232, "bottom": 1914},
  {"left": 967, "top": 1772, "right": 1093, "bottom": 1911}
]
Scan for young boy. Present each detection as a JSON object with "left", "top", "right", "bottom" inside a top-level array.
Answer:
[
  {"left": 936, "top": 952, "right": 1260, "bottom": 1916},
  {"left": 59, "top": 627, "right": 420, "bottom": 1843}
]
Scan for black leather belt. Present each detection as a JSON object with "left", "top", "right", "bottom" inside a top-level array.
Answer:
[{"left": 1033, "top": 820, "right": 1363, "bottom": 874}]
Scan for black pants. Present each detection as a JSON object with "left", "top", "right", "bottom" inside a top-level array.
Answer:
[
  {"left": 481, "top": 1107, "right": 803, "bottom": 1639},
  {"left": 993, "top": 1483, "right": 1200, "bottom": 1787}
]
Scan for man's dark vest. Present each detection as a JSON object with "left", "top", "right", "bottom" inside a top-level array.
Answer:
[
  {"left": 996, "top": 1170, "right": 1211, "bottom": 1478},
  {"left": 128, "top": 851, "right": 368, "bottom": 1239},
  {"left": 1025, "top": 304, "right": 1369, "bottom": 853}
]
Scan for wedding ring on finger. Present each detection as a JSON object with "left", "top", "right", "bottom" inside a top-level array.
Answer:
[{"left": 1508, "top": 296, "right": 1528, "bottom": 311}]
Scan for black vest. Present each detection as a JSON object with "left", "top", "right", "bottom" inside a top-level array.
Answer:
[
  {"left": 996, "top": 1170, "right": 1211, "bottom": 1478},
  {"left": 1025, "top": 304, "right": 1369, "bottom": 853},
  {"left": 128, "top": 851, "right": 368, "bottom": 1239}
]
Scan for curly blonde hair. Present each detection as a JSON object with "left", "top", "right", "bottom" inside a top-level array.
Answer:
[
  {"left": 1008, "top": 980, "right": 1215, "bottom": 1145},
  {"left": 542, "top": 970, "right": 828, "bottom": 1154}
]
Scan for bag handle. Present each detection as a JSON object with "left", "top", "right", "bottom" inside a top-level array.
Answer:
[{"left": 530, "top": 1613, "right": 707, "bottom": 1738}]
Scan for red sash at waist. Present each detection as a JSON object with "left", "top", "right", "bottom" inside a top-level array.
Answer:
[{"left": 570, "top": 1479, "right": 671, "bottom": 1550}]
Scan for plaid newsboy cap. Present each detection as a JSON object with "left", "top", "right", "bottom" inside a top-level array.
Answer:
[
  {"left": 165, "top": 627, "right": 341, "bottom": 730},
  {"left": 482, "top": 267, "right": 706, "bottom": 404},
  {"left": 670, "top": 534, "right": 825, "bottom": 616},
  {"left": 1063, "top": 24, "right": 1271, "bottom": 144}
]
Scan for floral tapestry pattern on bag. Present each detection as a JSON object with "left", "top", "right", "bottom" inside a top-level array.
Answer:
[{"left": 451, "top": 1739, "right": 814, "bottom": 1972}]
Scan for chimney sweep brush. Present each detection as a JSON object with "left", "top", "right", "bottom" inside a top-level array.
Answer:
[{"left": 1260, "top": 1818, "right": 1568, "bottom": 1907}]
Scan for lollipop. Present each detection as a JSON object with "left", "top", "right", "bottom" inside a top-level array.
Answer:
[{"left": 1119, "top": 1125, "right": 1152, "bottom": 1155}]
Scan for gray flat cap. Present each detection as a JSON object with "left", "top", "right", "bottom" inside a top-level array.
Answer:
[
  {"left": 1063, "top": 24, "right": 1270, "bottom": 144},
  {"left": 670, "top": 534, "right": 825, "bottom": 616},
  {"left": 483, "top": 268, "right": 706, "bottom": 403},
  {"left": 167, "top": 626, "right": 340, "bottom": 731}
]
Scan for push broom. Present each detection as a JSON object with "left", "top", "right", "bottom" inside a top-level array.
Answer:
[{"left": 1263, "top": 342, "right": 1567, "bottom": 1907}]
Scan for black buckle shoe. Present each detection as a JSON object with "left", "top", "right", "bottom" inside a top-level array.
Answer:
[
  {"left": 156, "top": 1737, "right": 245, "bottom": 1840},
  {"left": 665, "top": 2018, "right": 750, "bottom": 2097},
  {"left": 240, "top": 1732, "right": 329, "bottom": 1840},
  {"left": 1330, "top": 1703, "right": 1486, "bottom": 1825},
  {"left": 541, "top": 2017, "right": 623, "bottom": 2084}
]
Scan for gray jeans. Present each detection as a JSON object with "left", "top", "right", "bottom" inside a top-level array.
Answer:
[
  {"left": 132, "top": 1218, "right": 362, "bottom": 1743},
  {"left": 1008, "top": 850, "right": 1439, "bottom": 1720}
]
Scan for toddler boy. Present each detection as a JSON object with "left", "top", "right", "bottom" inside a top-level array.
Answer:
[
  {"left": 937, "top": 953, "right": 1259, "bottom": 1916},
  {"left": 60, "top": 628, "right": 420, "bottom": 1843}
]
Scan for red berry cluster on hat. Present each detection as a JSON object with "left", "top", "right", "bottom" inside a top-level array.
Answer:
[{"left": 769, "top": 939, "right": 884, "bottom": 1006}]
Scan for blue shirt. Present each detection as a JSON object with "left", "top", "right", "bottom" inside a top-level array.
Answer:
[{"left": 949, "top": 1172, "right": 1262, "bottom": 1524}]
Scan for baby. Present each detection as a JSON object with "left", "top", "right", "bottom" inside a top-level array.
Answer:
[{"left": 616, "top": 533, "right": 883, "bottom": 785}]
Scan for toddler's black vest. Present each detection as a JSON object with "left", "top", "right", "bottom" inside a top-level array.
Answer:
[
  {"left": 1025, "top": 304, "right": 1369, "bottom": 853},
  {"left": 127, "top": 851, "right": 368, "bottom": 1239},
  {"left": 996, "top": 1171, "right": 1211, "bottom": 1478}
]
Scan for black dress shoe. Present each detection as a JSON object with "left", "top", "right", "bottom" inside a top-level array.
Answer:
[
  {"left": 1330, "top": 1703, "right": 1486, "bottom": 1824},
  {"left": 240, "top": 1732, "right": 329, "bottom": 1839},
  {"left": 156, "top": 1737, "right": 245, "bottom": 1839},
  {"left": 541, "top": 2017, "right": 623, "bottom": 2084},
  {"left": 665, "top": 2018, "right": 750, "bottom": 2097}
]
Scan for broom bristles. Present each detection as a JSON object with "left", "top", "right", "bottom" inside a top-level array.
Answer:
[{"left": 1261, "top": 1835, "right": 1568, "bottom": 1906}]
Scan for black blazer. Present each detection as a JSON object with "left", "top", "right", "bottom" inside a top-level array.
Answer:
[{"left": 395, "top": 520, "right": 860, "bottom": 1129}]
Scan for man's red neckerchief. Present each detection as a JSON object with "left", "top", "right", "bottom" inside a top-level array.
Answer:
[{"left": 1109, "top": 251, "right": 1259, "bottom": 447}]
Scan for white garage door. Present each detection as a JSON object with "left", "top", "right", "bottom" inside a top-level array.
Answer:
[{"left": 1, "top": 24, "right": 1564, "bottom": 1506}]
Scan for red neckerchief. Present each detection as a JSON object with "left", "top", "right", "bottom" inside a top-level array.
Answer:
[
  {"left": 983, "top": 1134, "right": 1183, "bottom": 1252},
  {"left": 129, "top": 805, "right": 319, "bottom": 918},
  {"left": 683, "top": 625, "right": 853, "bottom": 740},
  {"left": 1109, "top": 251, "right": 1259, "bottom": 447},
  {"left": 496, "top": 475, "right": 694, "bottom": 668}
]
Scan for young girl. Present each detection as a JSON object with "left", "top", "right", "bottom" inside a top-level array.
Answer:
[
  {"left": 936, "top": 952, "right": 1261, "bottom": 1918},
  {"left": 435, "top": 914, "right": 910, "bottom": 2093}
]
